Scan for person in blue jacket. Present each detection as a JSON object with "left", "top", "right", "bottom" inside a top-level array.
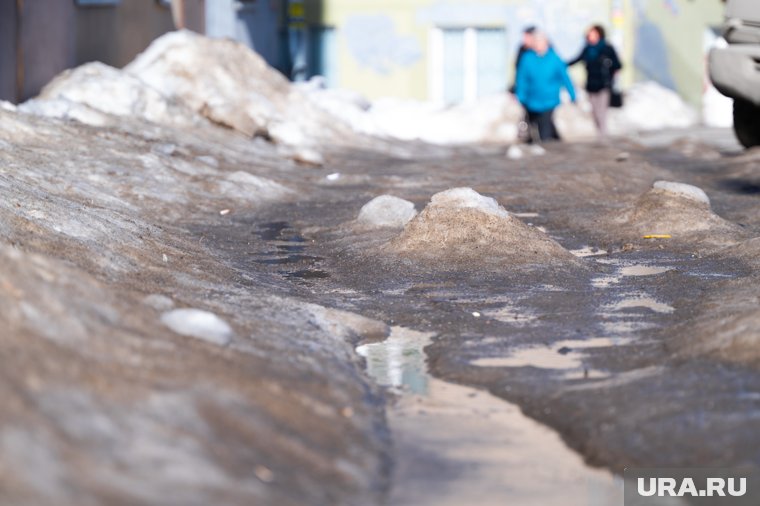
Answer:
[{"left": 515, "top": 31, "right": 576, "bottom": 143}]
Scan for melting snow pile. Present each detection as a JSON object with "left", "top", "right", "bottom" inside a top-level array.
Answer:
[
  {"left": 609, "top": 82, "right": 698, "bottom": 133},
  {"left": 387, "top": 188, "right": 577, "bottom": 266},
  {"left": 298, "top": 80, "right": 524, "bottom": 145},
  {"left": 20, "top": 61, "right": 203, "bottom": 129},
  {"left": 612, "top": 181, "right": 741, "bottom": 243},
  {"left": 19, "top": 30, "right": 368, "bottom": 163},
  {"left": 356, "top": 195, "right": 417, "bottom": 229},
  {"left": 302, "top": 79, "right": 698, "bottom": 145}
]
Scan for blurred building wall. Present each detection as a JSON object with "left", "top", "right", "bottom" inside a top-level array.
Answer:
[
  {"left": 0, "top": 1, "right": 19, "bottom": 102},
  {"left": 76, "top": 1, "right": 176, "bottom": 69},
  {"left": 631, "top": 0, "right": 723, "bottom": 109},
  {"left": 0, "top": 0, "right": 176, "bottom": 103},
  {"left": 302, "top": 0, "right": 610, "bottom": 104},
  {"left": 206, "top": 0, "right": 286, "bottom": 74},
  {"left": 299, "top": 0, "right": 724, "bottom": 111}
]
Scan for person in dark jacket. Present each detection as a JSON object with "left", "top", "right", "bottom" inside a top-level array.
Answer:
[
  {"left": 510, "top": 26, "right": 537, "bottom": 142},
  {"left": 515, "top": 32, "right": 576, "bottom": 143},
  {"left": 510, "top": 26, "right": 537, "bottom": 93},
  {"left": 568, "top": 24, "right": 622, "bottom": 137}
]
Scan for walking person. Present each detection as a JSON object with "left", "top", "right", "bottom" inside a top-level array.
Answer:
[
  {"left": 514, "top": 31, "right": 576, "bottom": 143},
  {"left": 567, "top": 25, "right": 622, "bottom": 137}
]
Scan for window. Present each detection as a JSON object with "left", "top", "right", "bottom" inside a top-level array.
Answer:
[{"left": 430, "top": 27, "right": 507, "bottom": 105}]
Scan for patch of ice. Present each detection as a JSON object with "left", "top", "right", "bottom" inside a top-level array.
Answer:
[
  {"left": 429, "top": 187, "right": 509, "bottom": 218},
  {"left": 653, "top": 181, "right": 710, "bottom": 205},
  {"left": 528, "top": 145, "right": 546, "bottom": 156},
  {"left": 570, "top": 246, "right": 608, "bottom": 257},
  {"left": 160, "top": 308, "right": 233, "bottom": 346},
  {"left": 506, "top": 145, "right": 524, "bottom": 160},
  {"left": 357, "top": 195, "right": 417, "bottom": 229},
  {"left": 143, "top": 294, "right": 175, "bottom": 311},
  {"left": 216, "top": 171, "right": 292, "bottom": 201}
]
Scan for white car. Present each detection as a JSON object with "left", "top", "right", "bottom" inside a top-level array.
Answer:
[{"left": 709, "top": 0, "right": 760, "bottom": 148}]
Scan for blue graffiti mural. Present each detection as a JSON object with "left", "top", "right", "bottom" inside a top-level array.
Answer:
[
  {"left": 343, "top": 15, "right": 422, "bottom": 74},
  {"left": 633, "top": 0, "right": 677, "bottom": 90}
]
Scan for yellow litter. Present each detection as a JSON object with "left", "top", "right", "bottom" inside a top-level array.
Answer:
[{"left": 643, "top": 234, "right": 672, "bottom": 239}]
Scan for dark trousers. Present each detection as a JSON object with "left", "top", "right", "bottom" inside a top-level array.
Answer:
[{"left": 526, "top": 109, "right": 560, "bottom": 143}]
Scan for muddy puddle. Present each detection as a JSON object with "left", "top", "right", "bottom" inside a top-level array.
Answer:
[
  {"left": 470, "top": 337, "right": 634, "bottom": 380},
  {"left": 358, "top": 327, "right": 622, "bottom": 505},
  {"left": 591, "top": 260, "right": 673, "bottom": 288},
  {"left": 253, "top": 221, "right": 331, "bottom": 283}
]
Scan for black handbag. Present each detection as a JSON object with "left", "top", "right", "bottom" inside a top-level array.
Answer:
[{"left": 609, "top": 88, "right": 623, "bottom": 108}]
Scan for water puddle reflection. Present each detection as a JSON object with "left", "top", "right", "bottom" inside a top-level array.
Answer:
[
  {"left": 610, "top": 296, "right": 674, "bottom": 314},
  {"left": 592, "top": 262, "right": 673, "bottom": 288},
  {"left": 356, "top": 327, "right": 432, "bottom": 394},
  {"left": 482, "top": 304, "right": 538, "bottom": 325},
  {"left": 358, "top": 327, "right": 622, "bottom": 505},
  {"left": 570, "top": 246, "right": 609, "bottom": 257},
  {"left": 470, "top": 337, "right": 631, "bottom": 380}
]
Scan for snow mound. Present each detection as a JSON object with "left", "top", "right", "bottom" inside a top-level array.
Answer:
[
  {"left": 161, "top": 308, "right": 232, "bottom": 346},
  {"left": 612, "top": 181, "right": 741, "bottom": 243},
  {"left": 388, "top": 188, "right": 576, "bottom": 266},
  {"left": 22, "top": 62, "right": 201, "bottom": 128},
  {"left": 357, "top": 195, "right": 417, "bottom": 229},
  {"left": 653, "top": 181, "right": 710, "bottom": 205}
]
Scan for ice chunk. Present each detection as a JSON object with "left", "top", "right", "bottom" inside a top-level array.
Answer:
[
  {"left": 160, "top": 308, "right": 232, "bottom": 346},
  {"left": 653, "top": 181, "right": 710, "bottom": 205},
  {"left": 357, "top": 195, "right": 417, "bottom": 229},
  {"left": 529, "top": 145, "right": 546, "bottom": 156},
  {"left": 429, "top": 188, "right": 509, "bottom": 219}
]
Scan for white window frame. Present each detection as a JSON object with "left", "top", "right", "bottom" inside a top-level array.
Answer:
[{"left": 429, "top": 26, "right": 503, "bottom": 105}]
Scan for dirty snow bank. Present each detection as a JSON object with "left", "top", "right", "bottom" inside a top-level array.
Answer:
[
  {"left": 607, "top": 180, "right": 741, "bottom": 246},
  {"left": 0, "top": 106, "right": 389, "bottom": 505},
  {"left": 670, "top": 239, "right": 760, "bottom": 366},
  {"left": 387, "top": 188, "right": 577, "bottom": 266},
  {"left": 21, "top": 31, "right": 374, "bottom": 164},
  {"left": 20, "top": 61, "right": 203, "bottom": 128}
]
